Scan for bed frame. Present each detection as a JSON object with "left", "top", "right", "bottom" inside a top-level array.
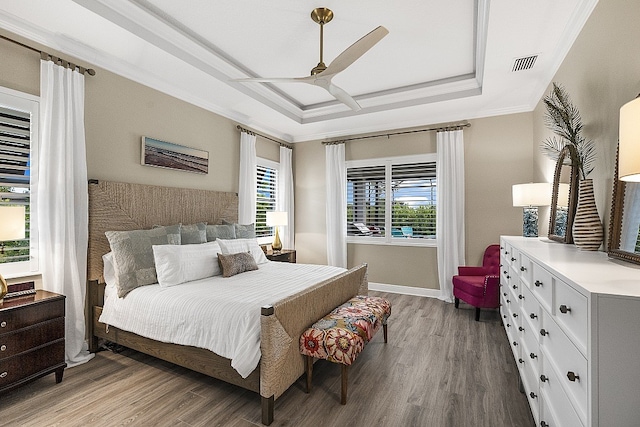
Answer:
[{"left": 85, "top": 180, "right": 368, "bottom": 425}]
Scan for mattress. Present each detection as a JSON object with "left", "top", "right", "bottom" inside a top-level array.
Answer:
[{"left": 98, "top": 261, "right": 345, "bottom": 378}]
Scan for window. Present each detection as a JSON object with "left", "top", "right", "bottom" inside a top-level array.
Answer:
[
  {"left": 346, "top": 154, "right": 436, "bottom": 245},
  {"left": 0, "top": 88, "right": 39, "bottom": 273},
  {"left": 255, "top": 158, "right": 278, "bottom": 238}
]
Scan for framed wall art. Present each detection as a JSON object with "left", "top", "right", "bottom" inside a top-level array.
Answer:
[{"left": 141, "top": 136, "right": 208, "bottom": 174}]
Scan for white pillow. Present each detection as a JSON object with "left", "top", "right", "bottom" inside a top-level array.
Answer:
[
  {"left": 102, "top": 252, "right": 118, "bottom": 288},
  {"left": 217, "top": 238, "right": 269, "bottom": 265},
  {"left": 152, "top": 241, "right": 222, "bottom": 287}
]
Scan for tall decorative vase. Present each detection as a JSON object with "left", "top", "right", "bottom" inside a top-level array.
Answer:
[{"left": 572, "top": 179, "right": 603, "bottom": 250}]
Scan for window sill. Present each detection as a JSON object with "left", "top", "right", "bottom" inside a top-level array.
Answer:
[{"left": 347, "top": 237, "right": 436, "bottom": 247}]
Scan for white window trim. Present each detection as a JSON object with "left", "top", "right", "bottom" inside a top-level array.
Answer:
[
  {"left": 346, "top": 153, "right": 437, "bottom": 248},
  {"left": 256, "top": 156, "right": 280, "bottom": 245},
  {"left": 0, "top": 86, "right": 40, "bottom": 277}
]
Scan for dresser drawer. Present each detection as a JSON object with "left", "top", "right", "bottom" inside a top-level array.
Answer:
[
  {"left": 554, "top": 278, "right": 588, "bottom": 355},
  {"left": 540, "top": 354, "right": 585, "bottom": 427},
  {"left": 0, "top": 339, "right": 65, "bottom": 390},
  {"left": 518, "top": 252, "right": 533, "bottom": 288},
  {"left": 0, "top": 298, "right": 65, "bottom": 333},
  {"left": 532, "top": 263, "right": 553, "bottom": 312},
  {"left": 521, "top": 285, "right": 541, "bottom": 334},
  {"left": 0, "top": 317, "right": 65, "bottom": 359},
  {"left": 540, "top": 313, "right": 588, "bottom": 423}
]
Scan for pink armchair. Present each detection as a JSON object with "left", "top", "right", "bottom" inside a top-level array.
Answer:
[{"left": 453, "top": 244, "right": 501, "bottom": 321}]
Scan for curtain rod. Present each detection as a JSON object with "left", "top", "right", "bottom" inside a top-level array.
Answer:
[
  {"left": 322, "top": 122, "right": 470, "bottom": 145},
  {"left": 236, "top": 125, "right": 292, "bottom": 149},
  {"left": 0, "top": 34, "right": 96, "bottom": 76}
]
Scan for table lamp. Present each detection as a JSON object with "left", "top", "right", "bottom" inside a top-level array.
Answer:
[
  {"left": 619, "top": 96, "right": 640, "bottom": 182},
  {"left": 266, "top": 211, "right": 287, "bottom": 252},
  {"left": 0, "top": 206, "right": 26, "bottom": 300},
  {"left": 512, "top": 183, "right": 551, "bottom": 237}
]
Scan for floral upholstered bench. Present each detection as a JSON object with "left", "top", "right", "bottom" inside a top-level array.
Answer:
[{"left": 299, "top": 295, "right": 391, "bottom": 404}]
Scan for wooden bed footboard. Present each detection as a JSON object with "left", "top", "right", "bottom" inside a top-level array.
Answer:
[{"left": 86, "top": 263, "right": 368, "bottom": 425}]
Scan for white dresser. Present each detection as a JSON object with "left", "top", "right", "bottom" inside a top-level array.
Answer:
[{"left": 499, "top": 236, "right": 640, "bottom": 427}]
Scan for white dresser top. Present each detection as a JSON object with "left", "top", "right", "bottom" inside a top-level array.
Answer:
[{"left": 501, "top": 236, "right": 640, "bottom": 298}]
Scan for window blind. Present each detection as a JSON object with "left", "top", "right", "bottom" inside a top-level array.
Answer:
[
  {"left": 347, "top": 165, "right": 386, "bottom": 236},
  {"left": 255, "top": 163, "right": 277, "bottom": 237},
  {"left": 0, "top": 105, "right": 31, "bottom": 263},
  {"left": 391, "top": 162, "right": 437, "bottom": 238}
]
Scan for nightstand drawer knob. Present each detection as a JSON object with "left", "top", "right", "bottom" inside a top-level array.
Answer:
[
  {"left": 0, "top": 321, "right": 6, "bottom": 328},
  {"left": 0, "top": 345, "right": 5, "bottom": 352},
  {"left": 0, "top": 371, "right": 7, "bottom": 378}
]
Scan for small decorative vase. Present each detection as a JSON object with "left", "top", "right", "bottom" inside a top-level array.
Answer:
[{"left": 572, "top": 179, "right": 603, "bottom": 250}]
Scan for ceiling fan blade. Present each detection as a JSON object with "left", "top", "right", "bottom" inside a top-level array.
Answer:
[
  {"left": 323, "top": 26, "right": 389, "bottom": 76},
  {"left": 326, "top": 82, "right": 361, "bottom": 111}
]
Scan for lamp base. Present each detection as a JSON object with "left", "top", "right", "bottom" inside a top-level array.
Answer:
[
  {"left": 522, "top": 207, "right": 539, "bottom": 237},
  {"left": 272, "top": 228, "right": 282, "bottom": 252}
]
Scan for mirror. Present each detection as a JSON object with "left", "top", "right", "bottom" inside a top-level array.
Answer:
[
  {"left": 548, "top": 145, "right": 579, "bottom": 243},
  {"left": 608, "top": 148, "right": 640, "bottom": 264}
]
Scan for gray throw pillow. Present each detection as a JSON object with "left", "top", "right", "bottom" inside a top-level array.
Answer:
[
  {"left": 217, "top": 251, "right": 258, "bottom": 277},
  {"left": 181, "top": 222, "right": 207, "bottom": 244},
  {"left": 105, "top": 224, "right": 181, "bottom": 297},
  {"left": 222, "top": 220, "right": 255, "bottom": 239},
  {"left": 206, "top": 224, "right": 236, "bottom": 241}
]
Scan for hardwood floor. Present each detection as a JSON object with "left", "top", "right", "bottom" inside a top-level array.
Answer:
[{"left": 0, "top": 292, "right": 533, "bottom": 426}]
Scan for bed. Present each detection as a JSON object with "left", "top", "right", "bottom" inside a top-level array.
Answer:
[{"left": 85, "top": 180, "right": 368, "bottom": 425}]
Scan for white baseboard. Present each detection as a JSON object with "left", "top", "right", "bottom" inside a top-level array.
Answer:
[{"left": 368, "top": 282, "right": 440, "bottom": 298}]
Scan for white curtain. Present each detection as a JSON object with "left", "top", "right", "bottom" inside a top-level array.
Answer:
[
  {"left": 436, "top": 129, "right": 466, "bottom": 302},
  {"left": 37, "top": 59, "right": 94, "bottom": 367},
  {"left": 325, "top": 143, "right": 347, "bottom": 267},
  {"left": 238, "top": 132, "right": 257, "bottom": 224},
  {"left": 277, "top": 145, "right": 295, "bottom": 249}
]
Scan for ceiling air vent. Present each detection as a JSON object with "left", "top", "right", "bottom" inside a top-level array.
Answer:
[{"left": 512, "top": 55, "right": 538, "bottom": 72}]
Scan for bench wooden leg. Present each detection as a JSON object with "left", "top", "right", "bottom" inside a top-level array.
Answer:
[
  {"left": 261, "top": 395, "right": 274, "bottom": 425},
  {"left": 383, "top": 324, "right": 388, "bottom": 343},
  {"left": 305, "top": 355, "right": 313, "bottom": 393},
  {"left": 341, "top": 365, "right": 348, "bottom": 405}
]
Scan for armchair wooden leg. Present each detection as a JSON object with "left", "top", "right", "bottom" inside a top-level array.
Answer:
[
  {"left": 475, "top": 307, "right": 481, "bottom": 321},
  {"left": 454, "top": 297, "right": 459, "bottom": 308}
]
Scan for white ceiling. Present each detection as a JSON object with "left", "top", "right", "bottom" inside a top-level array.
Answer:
[{"left": 0, "top": 0, "right": 598, "bottom": 142}]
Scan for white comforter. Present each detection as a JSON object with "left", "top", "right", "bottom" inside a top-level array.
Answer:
[{"left": 99, "top": 261, "right": 345, "bottom": 378}]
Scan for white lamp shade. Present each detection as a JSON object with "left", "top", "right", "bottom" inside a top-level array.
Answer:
[
  {"left": 619, "top": 96, "right": 640, "bottom": 182},
  {"left": 512, "top": 183, "right": 552, "bottom": 207},
  {"left": 0, "top": 206, "right": 26, "bottom": 241},
  {"left": 266, "top": 211, "right": 288, "bottom": 227}
]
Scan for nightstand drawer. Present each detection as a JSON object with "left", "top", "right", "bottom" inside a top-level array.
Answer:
[
  {"left": 0, "top": 317, "right": 65, "bottom": 358},
  {"left": 0, "top": 298, "right": 65, "bottom": 333},
  {"left": 0, "top": 339, "right": 65, "bottom": 390}
]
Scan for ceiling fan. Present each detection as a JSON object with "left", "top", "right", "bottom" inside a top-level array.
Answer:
[{"left": 235, "top": 8, "right": 388, "bottom": 112}]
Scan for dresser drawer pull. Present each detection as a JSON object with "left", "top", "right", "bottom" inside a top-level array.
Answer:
[
  {"left": 504, "top": 250, "right": 509, "bottom": 255},
  {"left": 512, "top": 313, "right": 518, "bottom": 318},
  {"left": 541, "top": 422, "right": 549, "bottom": 427},
  {"left": 506, "top": 275, "right": 511, "bottom": 279},
  {"left": 0, "top": 345, "right": 5, "bottom": 352},
  {"left": 503, "top": 270, "right": 508, "bottom": 275},
  {"left": 518, "top": 358, "right": 524, "bottom": 364},
  {"left": 0, "top": 371, "right": 6, "bottom": 378},
  {"left": 506, "top": 323, "right": 511, "bottom": 328},
  {"left": 530, "top": 313, "right": 537, "bottom": 319},
  {"left": 567, "top": 371, "right": 580, "bottom": 382},
  {"left": 559, "top": 304, "right": 571, "bottom": 314},
  {"left": 534, "top": 280, "right": 542, "bottom": 287},
  {"left": 513, "top": 341, "right": 518, "bottom": 346},
  {"left": 503, "top": 314, "right": 507, "bottom": 319},
  {"left": 540, "top": 374, "right": 548, "bottom": 382},
  {"left": 529, "top": 352, "right": 537, "bottom": 359},
  {"left": 540, "top": 329, "right": 548, "bottom": 336},
  {"left": 512, "top": 284, "right": 517, "bottom": 289},
  {"left": 506, "top": 299, "right": 511, "bottom": 304},
  {"left": 511, "top": 257, "right": 516, "bottom": 262},
  {"left": 0, "top": 321, "right": 6, "bottom": 328},
  {"left": 529, "top": 391, "right": 537, "bottom": 399},
  {"left": 518, "top": 326, "right": 525, "bottom": 332},
  {"left": 503, "top": 292, "right": 507, "bottom": 297},
  {"left": 520, "top": 266, "right": 526, "bottom": 272},
  {"left": 518, "top": 294, "right": 524, "bottom": 300}
]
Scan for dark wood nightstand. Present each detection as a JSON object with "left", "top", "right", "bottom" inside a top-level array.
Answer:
[
  {"left": 0, "top": 290, "right": 66, "bottom": 393},
  {"left": 266, "top": 249, "right": 296, "bottom": 263}
]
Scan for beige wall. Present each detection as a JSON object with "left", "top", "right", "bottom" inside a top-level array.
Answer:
[
  {"left": 294, "top": 113, "right": 533, "bottom": 289},
  {"left": 533, "top": 0, "right": 640, "bottom": 242}
]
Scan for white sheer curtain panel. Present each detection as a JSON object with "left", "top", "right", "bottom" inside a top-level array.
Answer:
[
  {"left": 37, "top": 60, "right": 94, "bottom": 366},
  {"left": 277, "top": 146, "right": 295, "bottom": 249},
  {"left": 325, "top": 143, "right": 347, "bottom": 267},
  {"left": 436, "top": 129, "right": 466, "bottom": 302},
  {"left": 238, "top": 132, "right": 257, "bottom": 224}
]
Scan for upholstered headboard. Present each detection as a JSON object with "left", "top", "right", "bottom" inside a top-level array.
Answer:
[{"left": 87, "top": 180, "right": 238, "bottom": 282}]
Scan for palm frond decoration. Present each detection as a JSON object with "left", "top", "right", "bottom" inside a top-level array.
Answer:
[{"left": 541, "top": 82, "right": 596, "bottom": 179}]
